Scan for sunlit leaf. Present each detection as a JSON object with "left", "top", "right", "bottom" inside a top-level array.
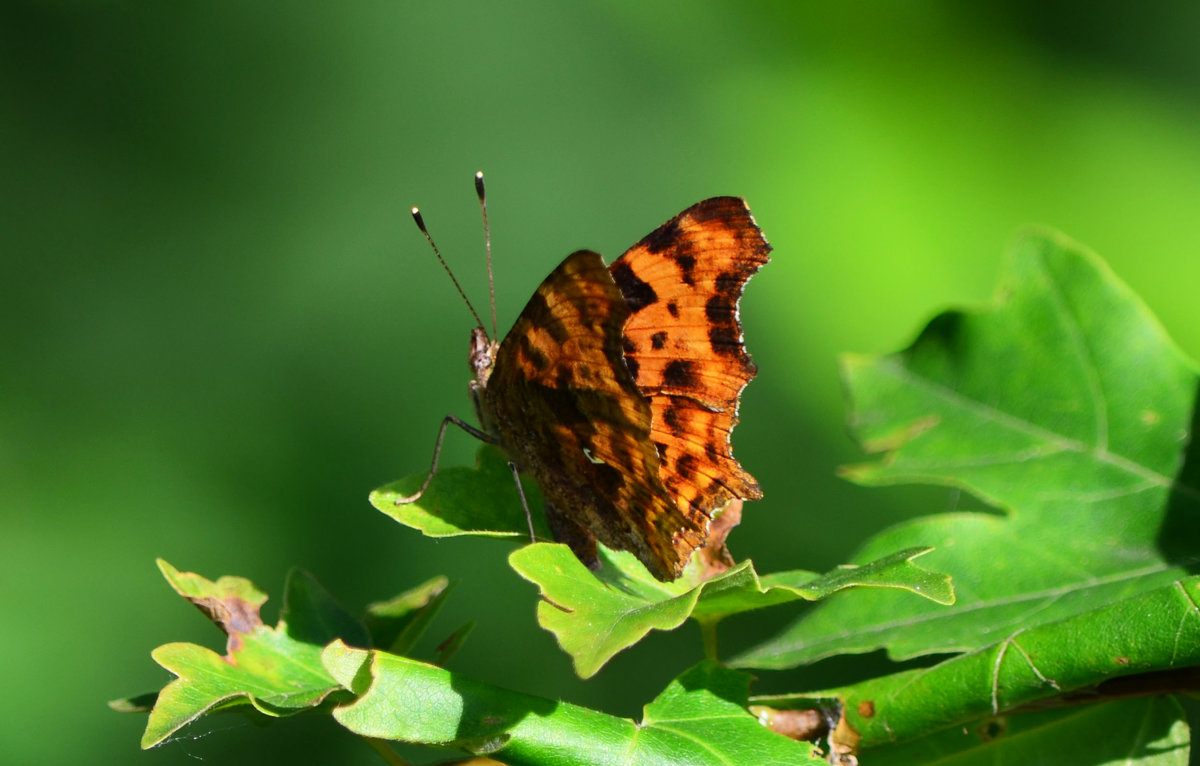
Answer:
[
  {"left": 510, "top": 542, "right": 951, "bottom": 678},
  {"left": 328, "top": 645, "right": 823, "bottom": 765},
  {"left": 758, "top": 574, "right": 1200, "bottom": 754},
  {"left": 138, "top": 561, "right": 355, "bottom": 748},
  {"left": 737, "top": 231, "right": 1200, "bottom": 670}
]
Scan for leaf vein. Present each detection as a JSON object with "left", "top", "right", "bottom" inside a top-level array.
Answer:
[{"left": 1036, "top": 248, "right": 1110, "bottom": 452}]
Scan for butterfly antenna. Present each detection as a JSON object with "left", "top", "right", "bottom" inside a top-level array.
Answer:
[
  {"left": 411, "top": 206, "right": 486, "bottom": 332},
  {"left": 475, "top": 170, "right": 498, "bottom": 341}
]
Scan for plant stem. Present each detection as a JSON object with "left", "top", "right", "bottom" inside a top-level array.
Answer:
[{"left": 362, "top": 736, "right": 411, "bottom": 766}]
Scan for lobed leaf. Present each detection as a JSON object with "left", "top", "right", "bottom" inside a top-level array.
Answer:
[
  {"left": 138, "top": 561, "right": 354, "bottom": 748},
  {"left": 509, "top": 542, "right": 952, "bottom": 678},
  {"left": 125, "top": 561, "right": 452, "bottom": 749},
  {"left": 737, "top": 231, "right": 1200, "bottom": 670},
  {"left": 376, "top": 444, "right": 954, "bottom": 675}
]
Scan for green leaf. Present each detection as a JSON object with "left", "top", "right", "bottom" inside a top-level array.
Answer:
[
  {"left": 377, "top": 441, "right": 953, "bottom": 676},
  {"left": 757, "top": 574, "right": 1200, "bottom": 753},
  {"left": 327, "top": 645, "right": 823, "bottom": 765},
  {"left": 509, "top": 542, "right": 952, "bottom": 678},
  {"left": 633, "top": 661, "right": 824, "bottom": 766},
  {"left": 869, "top": 697, "right": 1189, "bottom": 765},
  {"left": 434, "top": 620, "right": 474, "bottom": 666},
  {"left": 362, "top": 575, "right": 452, "bottom": 654},
  {"left": 137, "top": 561, "right": 361, "bottom": 748},
  {"left": 371, "top": 444, "right": 548, "bottom": 538},
  {"left": 737, "top": 231, "right": 1200, "bottom": 670},
  {"left": 283, "top": 565, "right": 371, "bottom": 648}
]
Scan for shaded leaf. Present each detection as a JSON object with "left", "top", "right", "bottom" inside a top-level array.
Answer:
[
  {"left": 435, "top": 621, "right": 475, "bottom": 666},
  {"left": 737, "top": 231, "right": 1200, "bottom": 670},
  {"left": 509, "top": 542, "right": 951, "bottom": 678},
  {"left": 363, "top": 575, "right": 452, "bottom": 654},
  {"left": 327, "top": 644, "right": 822, "bottom": 765},
  {"left": 282, "top": 565, "right": 371, "bottom": 648}
]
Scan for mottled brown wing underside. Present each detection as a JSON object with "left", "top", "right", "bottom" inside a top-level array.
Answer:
[
  {"left": 610, "top": 197, "right": 771, "bottom": 528},
  {"left": 482, "top": 250, "right": 704, "bottom": 580}
]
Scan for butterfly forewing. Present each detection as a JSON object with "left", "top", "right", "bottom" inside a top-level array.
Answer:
[{"left": 610, "top": 197, "right": 770, "bottom": 518}]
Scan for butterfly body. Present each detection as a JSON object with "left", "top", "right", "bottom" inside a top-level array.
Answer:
[{"left": 469, "top": 197, "right": 770, "bottom": 581}]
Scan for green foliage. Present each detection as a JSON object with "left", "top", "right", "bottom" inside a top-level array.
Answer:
[
  {"left": 509, "top": 542, "right": 951, "bottom": 678},
  {"left": 737, "top": 232, "right": 1199, "bottom": 675},
  {"left": 371, "top": 448, "right": 550, "bottom": 539},
  {"left": 114, "top": 562, "right": 449, "bottom": 749},
  {"left": 129, "top": 562, "right": 350, "bottom": 748},
  {"left": 868, "top": 697, "right": 1189, "bottom": 765},
  {"left": 329, "top": 646, "right": 822, "bottom": 764},
  {"left": 116, "top": 231, "right": 1199, "bottom": 763},
  {"left": 758, "top": 574, "right": 1200, "bottom": 751}
]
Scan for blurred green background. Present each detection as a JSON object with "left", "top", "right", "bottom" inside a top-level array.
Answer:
[{"left": 5, "top": 2, "right": 1200, "bottom": 763}]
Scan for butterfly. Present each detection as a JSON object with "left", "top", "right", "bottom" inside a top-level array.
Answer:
[{"left": 400, "top": 173, "right": 770, "bottom": 581}]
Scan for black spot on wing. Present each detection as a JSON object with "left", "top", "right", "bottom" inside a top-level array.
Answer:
[
  {"left": 662, "top": 404, "right": 685, "bottom": 434},
  {"left": 715, "top": 270, "right": 742, "bottom": 295},
  {"left": 663, "top": 359, "right": 697, "bottom": 389},
  {"left": 554, "top": 366, "right": 574, "bottom": 391},
  {"left": 620, "top": 334, "right": 641, "bottom": 379},
  {"left": 705, "top": 440, "right": 721, "bottom": 463},
  {"left": 708, "top": 324, "right": 739, "bottom": 356},
  {"left": 593, "top": 460, "right": 625, "bottom": 496},
  {"left": 623, "top": 354, "right": 640, "bottom": 381},
  {"left": 689, "top": 197, "right": 742, "bottom": 224},
  {"left": 666, "top": 301, "right": 679, "bottom": 318},
  {"left": 675, "top": 253, "right": 696, "bottom": 286},
  {"left": 641, "top": 218, "right": 682, "bottom": 254},
  {"left": 676, "top": 454, "right": 698, "bottom": 481},
  {"left": 611, "top": 260, "right": 657, "bottom": 313},
  {"left": 651, "top": 331, "right": 667, "bottom": 350},
  {"left": 705, "top": 293, "right": 734, "bottom": 323}
]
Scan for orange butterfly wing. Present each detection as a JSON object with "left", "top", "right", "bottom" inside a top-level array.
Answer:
[
  {"left": 610, "top": 197, "right": 770, "bottom": 523},
  {"left": 479, "top": 198, "right": 769, "bottom": 582},
  {"left": 480, "top": 250, "right": 704, "bottom": 581}
]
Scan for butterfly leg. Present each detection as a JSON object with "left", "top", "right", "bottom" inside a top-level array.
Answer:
[
  {"left": 543, "top": 501, "right": 601, "bottom": 572},
  {"left": 506, "top": 461, "right": 539, "bottom": 543},
  {"left": 394, "top": 414, "right": 495, "bottom": 505}
]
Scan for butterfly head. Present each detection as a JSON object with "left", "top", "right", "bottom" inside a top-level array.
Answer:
[
  {"left": 469, "top": 325, "right": 497, "bottom": 385},
  {"left": 468, "top": 325, "right": 500, "bottom": 432}
]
